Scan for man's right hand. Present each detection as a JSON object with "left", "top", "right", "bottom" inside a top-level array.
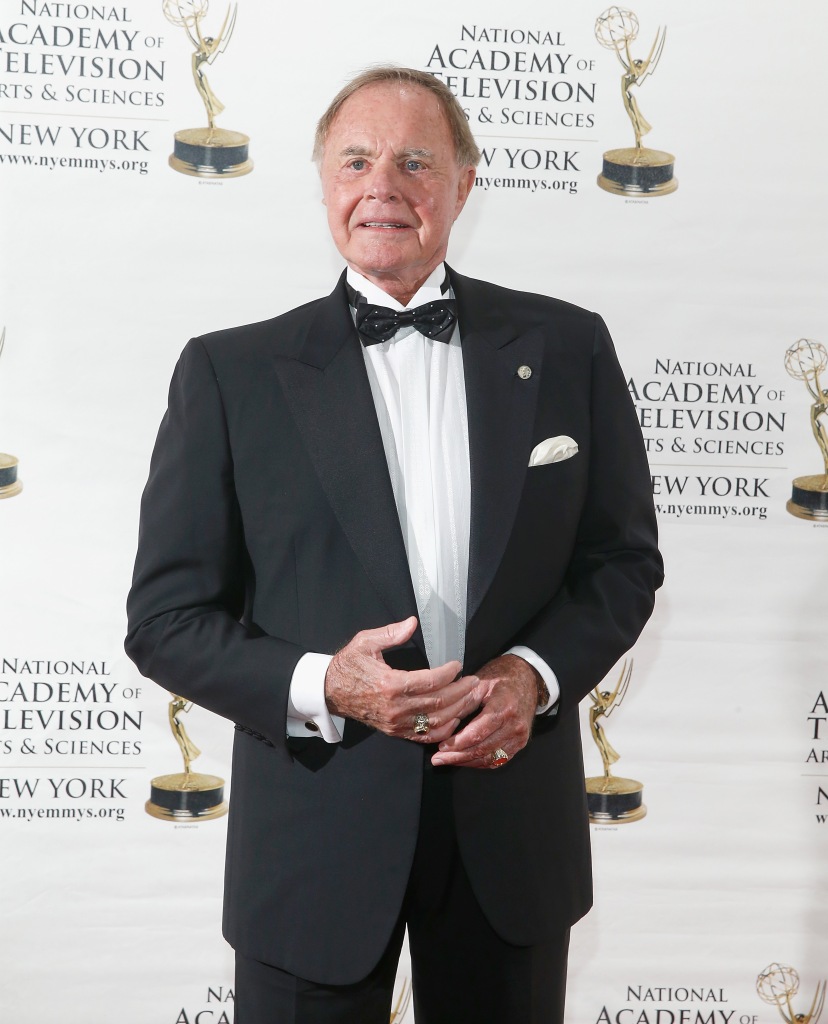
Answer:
[{"left": 324, "top": 616, "right": 480, "bottom": 744}]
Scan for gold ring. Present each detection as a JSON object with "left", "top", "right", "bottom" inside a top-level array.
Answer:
[
  {"left": 491, "top": 748, "right": 509, "bottom": 768},
  {"left": 413, "top": 713, "right": 430, "bottom": 735}
]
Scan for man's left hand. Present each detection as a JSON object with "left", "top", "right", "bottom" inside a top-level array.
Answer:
[{"left": 430, "top": 654, "right": 540, "bottom": 769}]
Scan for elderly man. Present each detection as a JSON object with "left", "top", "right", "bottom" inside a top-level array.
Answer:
[{"left": 126, "top": 66, "right": 662, "bottom": 1024}]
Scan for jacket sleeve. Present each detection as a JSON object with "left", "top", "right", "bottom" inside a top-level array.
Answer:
[{"left": 124, "top": 337, "right": 305, "bottom": 749}]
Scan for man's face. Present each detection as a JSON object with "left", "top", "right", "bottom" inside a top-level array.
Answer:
[{"left": 320, "top": 82, "right": 475, "bottom": 304}]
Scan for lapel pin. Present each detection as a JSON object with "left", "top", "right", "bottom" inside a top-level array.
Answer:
[{"left": 517, "top": 365, "right": 533, "bottom": 380}]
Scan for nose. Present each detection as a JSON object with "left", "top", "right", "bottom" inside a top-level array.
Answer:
[{"left": 364, "top": 159, "right": 401, "bottom": 202}]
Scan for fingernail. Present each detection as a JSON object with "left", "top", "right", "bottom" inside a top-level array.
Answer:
[
  {"left": 432, "top": 756, "right": 445, "bottom": 766},
  {"left": 439, "top": 743, "right": 448, "bottom": 751}
]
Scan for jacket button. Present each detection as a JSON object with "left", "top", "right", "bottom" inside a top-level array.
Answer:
[{"left": 517, "top": 365, "right": 532, "bottom": 379}]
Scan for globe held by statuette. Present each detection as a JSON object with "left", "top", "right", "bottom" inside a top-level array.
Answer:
[
  {"left": 595, "top": 6, "right": 640, "bottom": 49},
  {"left": 757, "top": 963, "right": 800, "bottom": 1006},
  {"left": 785, "top": 339, "right": 828, "bottom": 382},
  {"left": 162, "top": 0, "right": 209, "bottom": 28}
]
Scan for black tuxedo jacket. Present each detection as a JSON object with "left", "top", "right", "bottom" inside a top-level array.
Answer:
[{"left": 126, "top": 269, "right": 662, "bottom": 985}]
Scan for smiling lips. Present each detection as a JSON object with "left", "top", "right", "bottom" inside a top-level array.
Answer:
[{"left": 360, "top": 221, "right": 411, "bottom": 229}]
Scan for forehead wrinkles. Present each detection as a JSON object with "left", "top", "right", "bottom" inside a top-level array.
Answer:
[{"left": 326, "top": 85, "right": 453, "bottom": 157}]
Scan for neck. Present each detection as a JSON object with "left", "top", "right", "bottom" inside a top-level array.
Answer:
[{"left": 346, "top": 264, "right": 444, "bottom": 307}]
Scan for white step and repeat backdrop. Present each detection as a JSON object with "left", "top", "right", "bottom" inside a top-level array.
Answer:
[{"left": 1, "top": 0, "right": 826, "bottom": 1020}]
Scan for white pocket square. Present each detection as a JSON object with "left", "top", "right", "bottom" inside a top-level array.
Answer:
[{"left": 529, "top": 435, "right": 579, "bottom": 467}]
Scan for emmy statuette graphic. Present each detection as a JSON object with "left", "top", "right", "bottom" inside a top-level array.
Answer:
[
  {"left": 757, "top": 964, "right": 826, "bottom": 1024},
  {"left": 146, "top": 694, "right": 228, "bottom": 820},
  {"left": 162, "top": 0, "right": 253, "bottom": 177},
  {"left": 594, "top": 6, "right": 677, "bottom": 196},
  {"left": 784, "top": 338, "right": 828, "bottom": 520},
  {"left": 0, "top": 329, "right": 22, "bottom": 500},
  {"left": 585, "top": 660, "right": 646, "bottom": 823}
]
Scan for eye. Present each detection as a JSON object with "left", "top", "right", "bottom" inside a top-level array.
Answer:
[
  {"left": 405, "top": 159, "right": 423, "bottom": 171},
  {"left": 349, "top": 159, "right": 366, "bottom": 171}
]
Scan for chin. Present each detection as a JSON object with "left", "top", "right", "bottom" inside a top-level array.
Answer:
[{"left": 350, "top": 246, "right": 419, "bottom": 277}]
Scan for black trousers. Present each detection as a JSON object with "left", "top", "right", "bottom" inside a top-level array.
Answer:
[{"left": 234, "top": 754, "right": 570, "bottom": 1024}]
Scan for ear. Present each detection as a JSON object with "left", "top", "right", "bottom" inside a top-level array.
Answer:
[{"left": 454, "top": 165, "right": 476, "bottom": 218}]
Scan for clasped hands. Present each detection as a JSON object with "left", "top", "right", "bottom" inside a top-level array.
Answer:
[{"left": 324, "top": 616, "right": 540, "bottom": 769}]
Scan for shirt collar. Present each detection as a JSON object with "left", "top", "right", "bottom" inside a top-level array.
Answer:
[{"left": 345, "top": 264, "right": 450, "bottom": 311}]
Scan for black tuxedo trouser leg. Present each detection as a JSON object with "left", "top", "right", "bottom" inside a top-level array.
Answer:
[{"left": 234, "top": 753, "right": 570, "bottom": 1024}]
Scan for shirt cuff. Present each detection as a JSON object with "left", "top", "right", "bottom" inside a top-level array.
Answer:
[
  {"left": 505, "top": 645, "right": 560, "bottom": 715},
  {"left": 287, "top": 652, "right": 344, "bottom": 742}
]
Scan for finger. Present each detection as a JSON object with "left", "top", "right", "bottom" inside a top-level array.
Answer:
[
  {"left": 410, "top": 716, "right": 461, "bottom": 745},
  {"left": 387, "top": 684, "right": 476, "bottom": 738},
  {"left": 403, "top": 672, "right": 479, "bottom": 709},
  {"left": 430, "top": 716, "right": 519, "bottom": 766},
  {"left": 393, "top": 660, "right": 466, "bottom": 697},
  {"left": 383, "top": 673, "right": 478, "bottom": 736},
  {"left": 435, "top": 704, "right": 531, "bottom": 763},
  {"left": 402, "top": 683, "right": 484, "bottom": 743},
  {"left": 434, "top": 682, "right": 482, "bottom": 721},
  {"left": 355, "top": 616, "right": 419, "bottom": 655},
  {"left": 439, "top": 683, "right": 535, "bottom": 748},
  {"left": 431, "top": 728, "right": 508, "bottom": 766},
  {"left": 430, "top": 742, "right": 511, "bottom": 770},
  {"left": 438, "top": 705, "right": 503, "bottom": 753}
]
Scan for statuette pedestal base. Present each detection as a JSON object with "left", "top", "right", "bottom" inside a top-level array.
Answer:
[
  {"left": 169, "top": 127, "right": 253, "bottom": 178},
  {"left": 786, "top": 475, "right": 828, "bottom": 521},
  {"left": 0, "top": 454, "right": 22, "bottom": 499},
  {"left": 598, "top": 147, "right": 677, "bottom": 196},
  {"left": 146, "top": 772, "right": 228, "bottom": 821},
  {"left": 586, "top": 776, "right": 646, "bottom": 823}
]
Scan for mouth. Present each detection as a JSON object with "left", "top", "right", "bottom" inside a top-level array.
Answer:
[{"left": 359, "top": 222, "right": 411, "bottom": 229}]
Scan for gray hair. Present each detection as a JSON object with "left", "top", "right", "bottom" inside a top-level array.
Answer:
[{"left": 313, "top": 66, "right": 481, "bottom": 168}]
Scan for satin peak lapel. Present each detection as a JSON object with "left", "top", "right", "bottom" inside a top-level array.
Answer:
[
  {"left": 272, "top": 277, "right": 422, "bottom": 651},
  {"left": 450, "top": 271, "right": 545, "bottom": 625}
]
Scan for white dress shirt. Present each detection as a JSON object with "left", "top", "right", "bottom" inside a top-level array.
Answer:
[{"left": 286, "top": 265, "right": 558, "bottom": 740}]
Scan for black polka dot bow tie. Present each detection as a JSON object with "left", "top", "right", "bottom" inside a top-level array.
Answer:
[
  {"left": 350, "top": 293, "right": 458, "bottom": 345},
  {"left": 356, "top": 300, "right": 458, "bottom": 344}
]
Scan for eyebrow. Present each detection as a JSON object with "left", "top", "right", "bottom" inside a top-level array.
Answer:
[{"left": 338, "top": 145, "right": 435, "bottom": 160}]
